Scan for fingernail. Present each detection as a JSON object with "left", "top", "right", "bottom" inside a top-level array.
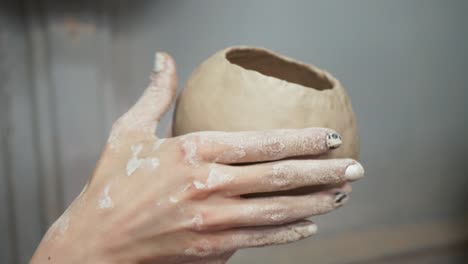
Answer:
[
  {"left": 326, "top": 132, "right": 342, "bottom": 149},
  {"left": 154, "top": 52, "right": 165, "bottom": 72},
  {"left": 334, "top": 191, "right": 348, "bottom": 205},
  {"left": 294, "top": 223, "right": 318, "bottom": 237},
  {"left": 345, "top": 162, "right": 365, "bottom": 180}
]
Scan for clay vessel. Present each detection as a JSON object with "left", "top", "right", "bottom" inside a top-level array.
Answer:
[
  {"left": 173, "top": 46, "right": 359, "bottom": 164},
  {"left": 172, "top": 47, "right": 359, "bottom": 197}
]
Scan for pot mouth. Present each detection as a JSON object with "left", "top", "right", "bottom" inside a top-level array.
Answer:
[{"left": 225, "top": 47, "right": 334, "bottom": 91}]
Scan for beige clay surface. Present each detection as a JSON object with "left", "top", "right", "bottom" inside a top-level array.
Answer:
[{"left": 174, "top": 46, "right": 359, "bottom": 162}]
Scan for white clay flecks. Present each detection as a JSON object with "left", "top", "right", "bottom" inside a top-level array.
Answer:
[
  {"left": 201, "top": 128, "right": 336, "bottom": 163},
  {"left": 261, "top": 204, "right": 288, "bottom": 223},
  {"left": 231, "top": 222, "right": 317, "bottom": 248},
  {"left": 77, "top": 183, "right": 88, "bottom": 198},
  {"left": 271, "top": 163, "right": 296, "bottom": 188},
  {"left": 269, "top": 212, "right": 288, "bottom": 222},
  {"left": 184, "top": 239, "right": 212, "bottom": 257},
  {"left": 148, "top": 158, "right": 160, "bottom": 169},
  {"left": 184, "top": 247, "right": 211, "bottom": 257},
  {"left": 191, "top": 213, "right": 204, "bottom": 230},
  {"left": 206, "top": 166, "right": 234, "bottom": 189},
  {"left": 271, "top": 159, "right": 360, "bottom": 187},
  {"left": 240, "top": 204, "right": 287, "bottom": 224},
  {"left": 107, "top": 112, "right": 155, "bottom": 151},
  {"left": 154, "top": 52, "right": 165, "bottom": 73},
  {"left": 271, "top": 161, "right": 321, "bottom": 188},
  {"left": 181, "top": 183, "right": 191, "bottom": 192},
  {"left": 214, "top": 147, "right": 246, "bottom": 163},
  {"left": 44, "top": 209, "right": 71, "bottom": 241},
  {"left": 258, "top": 137, "right": 286, "bottom": 158},
  {"left": 57, "top": 213, "right": 70, "bottom": 234},
  {"left": 126, "top": 144, "right": 160, "bottom": 176},
  {"left": 107, "top": 128, "right": 120, "bottom": 150},
  {"left": 127, "top": 144, "right": 144, "bottom": 176},
  {"left": 193, "top": 180, "right": 206, "bottom": 189},
  {"left": 153, "top": 138, "right": 167, "bottom": 151},
  {"left": 98, "top": 183, "right": 114, "bottom": 209},
  {"left": 169, "top": 196, "right": 179, "bottom": 203},
  {"left": 182, "top": 138, "right": 200, "bottom": 167}
]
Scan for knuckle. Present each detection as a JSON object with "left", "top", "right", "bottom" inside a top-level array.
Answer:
[
  {"left": 182, "top": 174, "right": 213, "bottom": 200},
  {"left": 176, "top": 134, "right": 204, "bottom": 166},
  {"left": 188, "top": 209, "right": 215, "bottom": 232},
  {"left": 190, "top": 212, "right": 206, "bottom": 231}
]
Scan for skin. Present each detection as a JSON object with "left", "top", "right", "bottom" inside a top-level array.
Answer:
[{"left": 30, "top": 52, "right": 364, "bottom": 264}]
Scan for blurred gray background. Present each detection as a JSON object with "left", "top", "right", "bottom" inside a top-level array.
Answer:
[{"left": 1, "top": 0, "right": 467, "bottom": 263}]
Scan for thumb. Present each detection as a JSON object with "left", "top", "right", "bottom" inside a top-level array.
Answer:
[{"left": 125, "top": 52, "right": 178, "bottom": 131}]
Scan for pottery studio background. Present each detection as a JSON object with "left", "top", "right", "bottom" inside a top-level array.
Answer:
[{"left": 1, "top": 0, "right": 468, "bottom": 263}]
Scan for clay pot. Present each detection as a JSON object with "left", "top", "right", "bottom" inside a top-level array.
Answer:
[
  {"left": 174, "top": 46, "right": 359, "bottom": 163},
  {"left": 174, "top": 47, "right": 359, "bottom": 195}
]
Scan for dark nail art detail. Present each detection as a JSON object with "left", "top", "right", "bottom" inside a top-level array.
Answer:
[
  {"left": 326, "top": 133, "right": 342, "bottom": 149},
  {"left": 334, "top": 191, "right": 348, "bottom": 204}
]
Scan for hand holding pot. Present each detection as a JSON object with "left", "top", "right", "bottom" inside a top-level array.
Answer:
[{"left": 31, "top": 52, "right": 364, "bottom": 264}]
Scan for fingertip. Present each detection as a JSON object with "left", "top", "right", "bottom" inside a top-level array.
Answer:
[
  {"left": 153, "top": 51, "right": 176, "bottom": 74},
  {"left": 154, "top": 52, "right": 165, "bottom": 72},
  {"left": 294, "top": 220, "right": 318, "bottom": 236},
  {"left": 324, "top": 129, "right": 342, "bottom": 150},
  {"left": 344, "top": 161, "right": 365, "bottom": 181}
]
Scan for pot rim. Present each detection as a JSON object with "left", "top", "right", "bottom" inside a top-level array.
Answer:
[{"left": 221, "top": 46, "right": 339, "bottom": 92}]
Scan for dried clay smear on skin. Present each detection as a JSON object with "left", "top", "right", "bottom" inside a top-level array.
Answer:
[
  {"left": 182, "top": 138, "right": 200, "bottom": 167},
  {"left": 98, "top": 183, "right": 114, "bottom": 209},
  {"left": 233, "top": 223, "right": 317, "bottom": 247},
  {"left": 201, "top": 129, "right": 335, "bottom": 162},
  {"left": 126, "top": 144, "right": 160, "bottom": 176},
  {"left": 107, "top": 52, "right": 169, "bottom": 150},
  {"left": 184, "top": 239, "right": 212, "bottom": 257},
  {"left": 271, "top": 159, "right": 347, "bottom": 186},
  {"left": 159, "top": 162, "right": 238, "bottom": 206},
  {"left": 44, "top": 208, "right": 71, "bottom": 241},
  {"left": 153, "top": 138, "right": 166, "bottom": 151},
  {"left": 107, "top": 112, "right": 154, "bottom": 150},
  {"left": 206, "top": 166, "right": 234, "bottom": 189}
]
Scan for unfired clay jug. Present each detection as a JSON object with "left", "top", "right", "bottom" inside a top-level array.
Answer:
[{"left": 174, "top": 46, "right": 359, "bottom": 163}]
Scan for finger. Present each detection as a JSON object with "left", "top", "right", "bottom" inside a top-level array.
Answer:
[
  {"left": 208, "top": 159, "right": 364, "bottom": 196},
  {"left": 199, "top": 184, "right": 351, "bottom": 230},
  {"left": 215, "top": 220, "right": 317, "bottom": 251},
  {"left": 184, "top": 221, "right": 316, "bottom": 258},
  {"left": 115, "top": 52, "right": 177, "bottom": 134},
  {"left": 195, "top": 128, "right": 342, "bottom": 164}
]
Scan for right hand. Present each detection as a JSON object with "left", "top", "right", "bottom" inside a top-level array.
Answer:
[{"left": 31, "top": 52, "right": 364, "bottom": 264}]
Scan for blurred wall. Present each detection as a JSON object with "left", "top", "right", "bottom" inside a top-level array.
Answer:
[{"left": 1, "top": 0, "right": 467, "bottom": 263}]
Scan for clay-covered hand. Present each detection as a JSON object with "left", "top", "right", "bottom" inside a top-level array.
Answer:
[{"left": 31, "top": 52, "right": 364, "bottom": 264}]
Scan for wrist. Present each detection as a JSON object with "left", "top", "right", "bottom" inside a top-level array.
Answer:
[{"left": 31, "top": 223, "right": 111, "bottom": 264}]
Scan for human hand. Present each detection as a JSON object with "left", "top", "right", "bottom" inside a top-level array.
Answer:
[{"left": 31, "top": 52, "right": 364, "bottom": 264}]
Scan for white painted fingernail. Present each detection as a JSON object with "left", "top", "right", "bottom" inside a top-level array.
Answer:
[
  {"left": 326, "top": 132, "right": 342, "bottom": 149},
  {"left": 154, "top": 52, "right": 165, "bottom": 72},
  {"left": 294, "top": 223, "right": 318, "bottom": 237},
  {"left": 344, "top": 162, "right": 365, "bottom": 180}
]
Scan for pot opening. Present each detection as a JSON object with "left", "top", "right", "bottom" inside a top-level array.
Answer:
[{"left": 226, "top": 48, "right": 333, "bottom": 91}]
